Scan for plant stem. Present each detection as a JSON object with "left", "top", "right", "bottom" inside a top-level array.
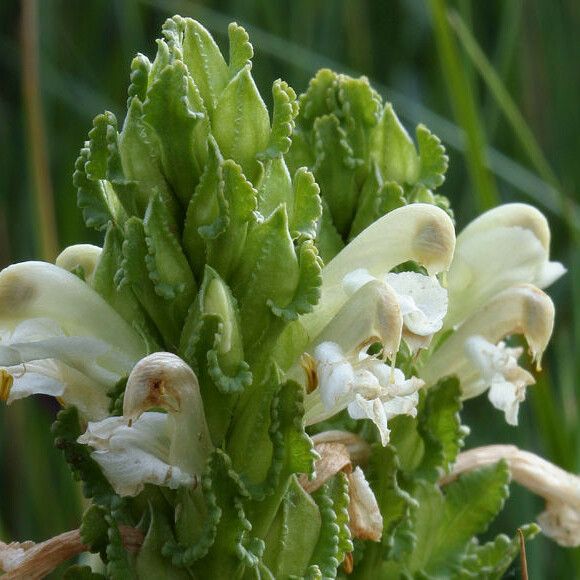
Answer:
[{"left": 21, "top": 0, "right": 59, "bottom": 261}]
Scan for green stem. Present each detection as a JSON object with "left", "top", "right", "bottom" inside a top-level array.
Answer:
[
  {"left": 428, "top": 0, "right": 500, "bottom": 212},
  {"left": 21, "top": 0, "right": 59, "bottom": 260}
]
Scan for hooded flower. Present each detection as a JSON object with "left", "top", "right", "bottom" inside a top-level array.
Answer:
[
  {"left": 79, "top": 352, "right": 212, "bottom": 497},
  {"left": 0, "top": 261, "right": 147, "bottom": 420},
  {"left": 421, "top": 284, "right": 554, "bottom": 424},
  {"left": 298, "top": 204, "right": 454, "bottom": 442}
]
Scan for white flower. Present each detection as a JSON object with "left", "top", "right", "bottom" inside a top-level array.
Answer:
[
  {"left": 79, "top": 352, "right": 212, "bottom": 497},
  {"left": 301, "top": 203, "right": 455, "bottom": 342},
  {"left": 464, "top": 336, "right": 534, "bottom": 425},
  {"left": 343, "top": 268, "right": 448, "bottom": 352},
  {"left": 420, "top": 284, "right": 554, "bottom": 425},
  {"left": 441, "top": 445, "right": 580, "bottom": 548},
  {"left": 304, "top": 341, "right": 423, "bottom": 446},
  {"left": 0, "top": 262, "right": 147, "bottom": 420},
  {"left": 445, "top": 203, "right": 565, "bottom": 328}
]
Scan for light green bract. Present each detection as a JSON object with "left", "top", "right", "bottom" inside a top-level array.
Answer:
[{"left": 0, "top": 16, "right": 578, "bottom": 580}]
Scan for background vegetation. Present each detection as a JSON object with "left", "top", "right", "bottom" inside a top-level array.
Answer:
[{"left": 0, "top": 0, "right": 578, "bottom": 576}]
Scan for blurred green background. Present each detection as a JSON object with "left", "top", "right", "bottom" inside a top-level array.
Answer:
[{"left": 0, "top": 0, "right": 578, "bottom": 576}]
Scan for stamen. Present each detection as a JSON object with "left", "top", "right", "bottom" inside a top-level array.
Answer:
[
  {"left": 301, "top": 353, "right": 318, "bottom": 393},
  {"left": 0, "top": 370, "right": 13, "bottom": 402}
]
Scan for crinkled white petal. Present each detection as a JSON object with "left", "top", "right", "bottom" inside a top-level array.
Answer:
[
  {"left": 384, "top": 271, "right": 448, "bottom": 349},
  {"left": 348, "top": 395, "right": 391, "bottom": 446},
  {"left": 314, "top": 342, "right": 355, "bottom": 410},
  {"left": 464, "top": 336, "right": 535, "bottom": 425},
  {"left": 538, "top": 501, "right": 580, "bottom": 548},
  {"left": 347, "top": 466, "right": 383, "bottom": 542},
  {"left": 6, "top": 359, "right": 110, "bottom": 420},
  {"left": 301, "top": 204, "right": 455, "bottom": 341},
  {"left": 79, "top": 413, "right": 195, "bottom": 497}
]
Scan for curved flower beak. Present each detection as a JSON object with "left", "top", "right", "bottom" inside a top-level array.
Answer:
[
  {"left": 0, "top": 262, "right": 145, "bottom": 360},
  {"left": 302, "top": 203, "right": 455, "bottom": 341},
  {"left": 0, "top": 262, "right": 147, "bottom": 419},
  {"left": 446, "top": 203, "right": 565, "bottom": 328},
  {"left": 55, "top": 244, "right": 102, "bottom": 284},
  {"left": 79, "top": 353, "right": 213, "bottom": 497},
  {"left": 420, "top": 284, "right": 555, "bottom": 424}
]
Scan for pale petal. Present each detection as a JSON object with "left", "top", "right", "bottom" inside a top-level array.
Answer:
[
  {"left": 55, "top": 244, "right": 102, "bottom": 284},
  {"left": 384, "top": 272, "right": 448, "bottom": 351},
  {"left": 302, "top": 204, "right": 455, "bottom": 341},
  {"left": 446, "top": 203, "right": 565, "bottom": 328},
  {"left": 348, "top": 395, "right": 390, "bottom": 446},
  {"left": 313, "top": 342, "right": 355, "bottom": 410},
  {"left": 79, "top": 413, "right": 195, "bottom": 497},
  {"left": 538, "top": 502, "right": 580, "bottom": 548},
  {"left": 421, "top": 285, "right": 555, "bottom": 394},
  {"left": 347, "top": 466, "right": 383, "bottom": 542},
  {"left": 0, "top": 262, "right": 145, "bottom": 361},
  {"left": 6, "top": 360, "right": 110, "bottom": 420},
  {"left": 313, "top": 280, "right": 403, "bottom": 361}
]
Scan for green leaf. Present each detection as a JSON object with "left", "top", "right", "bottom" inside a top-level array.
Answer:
[
  {"left": 291, "top": 167, "right": 322, "bottom": 240},
  {"left": 119, "top": 217, "right": 181, "bottom": 348},
  {"left": 118, "top": 97, "right": 171, "bottom": 217},
  {"left": 315, "top": 197, "right": 345, "bottom": 263},
  {"left": 228, "top": 22, "right": 254, "bottom": 76},
  {"left": 206, "top": 160, "right": 257, "bottom": 280},
  {"left": 416, "top": 124, "right": 448, "bottom": 189},
  {"left": 192, "top": 450, "right": 266, "bottom": 578},
  {"left": 63, "top": 566, "right": 106, "bottom": 579},
  {"left": 143, "top": 191, "right": 197, "bottom": 322},
  {"left": 211, "top": 66, "right": 270, "bottom": 181},
  {"left": 165, "top": 16, "right": 229, "bottom": 113},
  {"left": 263, "top": 477, "right": 322, "bottom": 577},
  {"left": 143, "top": 61, "right": 209, "bottom": 206},
  {"left": 327, "top": 472, "right": 353, "bottom": 567},
  {"left": 232, "top": 205, "right": 300, "bottom": 353},
  {"left": 312, "top": 114, "right": 360, "bottom": 236},
  {"left": 74, "top": 117, "right": 124, "bottom": 231},
  {"left": 404, "top": 462, "right": 511, "bottom": 577},
  {"left": 106, "top": 516, "right": 137, "bottom": 580},
  {"left": 309, "top": 483, "right": 342, "bottom": 578},
  {"left": 184, "top": 149, "right": 257, "bottom": 283},
  {"left": 52, "top": 406, "right": 116, "bottom": 507},
  {"left": 260, "top": 79, "right": 299, "bottom": 159},
  {"left": 416, "top": 377, "right": 469, "bottom": 481},
  {"left": 136, "top": 504, "right": 191, "bottom": 579},
  {"left": 268, "top": 239, "right": 322, "bottom": 321},
  {"left": 80, "top": 504, "right": 110, "bottom": 557},
  {"left": 92, "top": 225, "right": 161, "bottom": 352},
  {"left": 257, "top": 156, "right": 293, "bottom": 222},
  {"left": 460, "top": 524, "right": 540, "bottom": 579},
  {"left": 297, "top": 68, "right": 337, "bottom": 128},
  {"left": 127, "top": 53, "right": 151, "bottom": 105},
  {"left": 371, "top": 103, "right": 419, "bottom": 185},
  {"left": 349, "top": 169, "right": 406, "bottom": 239}
]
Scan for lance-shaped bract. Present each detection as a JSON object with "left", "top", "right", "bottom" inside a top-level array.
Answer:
[
  {"left": 445, "top": 203, "right": 565, "bottom": 328},
  {"left": 79, "top": 352, "right": 212, "bottom": 497},
  {"left": 420, "top": 284, "right": 555, "bottom": 423},
  {"left": 301, "top": 203, "right": 455, "bottom": 342},
  {"left": 441, "top": 445, "right": 580, "bottom": 548}
]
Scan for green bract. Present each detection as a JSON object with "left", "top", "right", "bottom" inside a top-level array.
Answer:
[{"left": 0, "top": 15, "right": 576, "bottom": 580}]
